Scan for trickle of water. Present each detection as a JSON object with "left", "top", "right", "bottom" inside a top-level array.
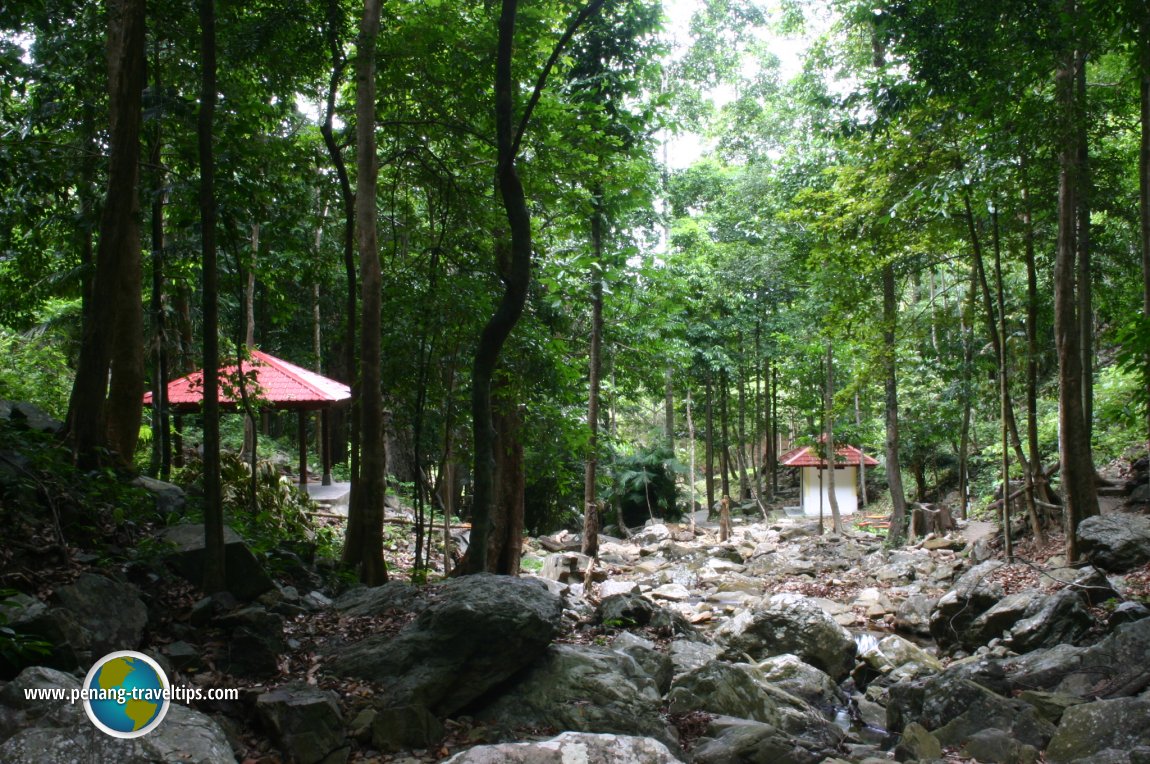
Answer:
[
  {"left": 855, "top": 632, "right": 880, "bottom": 655},
  {"left": 833, "top": 708, "right": 851, "bottom": 731}
]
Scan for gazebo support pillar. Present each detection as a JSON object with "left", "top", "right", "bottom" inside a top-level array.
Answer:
[
  {"left": 321, "top": 409, "right": 332, "bottom": 485},
  {"left": 298, "top": 410, "right": 308, "bottom": 489}
]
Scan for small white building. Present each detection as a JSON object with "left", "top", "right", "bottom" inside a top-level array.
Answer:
[{"left": 780, "top": 443, "right": 878, "bottom": 518}]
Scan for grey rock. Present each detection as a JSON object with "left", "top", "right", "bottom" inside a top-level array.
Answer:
[
  {"left": 216, "top": 606, "right": 285, "bottom": 678},
  {"left": 132, "top": 475, "right": 187, "bottom": 516},
  {"left": 612, "top": 632, "right": 673, "bottom": 695},
  {"left": 255, "top": 682, "right": 347, "bottom": 764},
  {"left": 480, "top": 643, "right": 672, "bottom": 746},
  {"left": 597, "top": 592, "right": 657, "bottom": 628},
  {"left": 857, "top": 634, "right": 943, "bottom": 683},
  {"left": 1046, "top": 697, "right": 1150, "bottom": 763},
  {"left": 929, "top": 560, "right": 1005, "bottom": 650},
  {"left": 1001, "top": 616, "right": 1150, "bottom": 698},
  {"left": 158, "top": 523, "right": 275, "bottom": 601},
  {"left": 716, "top": 593, "right": 857, "bottom": 680},
  {"left": 1005, "top": 589, "right": 1093, "bottom": 652},
  {"left": 667, "top": 660, "right": 782, "bottom": 725},
  {"left": 1077, "top": 514, "right": 1150, "bottom": 572},
  {"left": 895, "top": 722, "right": 941, "bottom": 762},
  {"left": 370, "top": 704, "right": 443, "bottom": 752},
  {"left": 325, "top": 574, "right": 561, "bottom": 716},
  {"left": 962, "top": 727, "right": 1039, "bottom": 764},
  {"left": 4, "top": 401, "right": 62, "bottom": 433},
  {"left": 443, "top": 732, "right": 684, "bottom": 763},
  {"left": 333, "top": 581, "right": 425, "bottom": 617},
  {"left": 541, "top": 552, "right": 602, "bottom": 584},
  {"left": 690, "top": 716, "right": 826, "bottom": 764},
  {"left": 668, "top": 639, "right": 721, "bottom": 678},
  {"left": 0, "top": 668, "right": 235, "bottom": 763},
  {"left": 51, "top": 573, "right": 148, "bottom": 659},
  {"left": 755, "top": 654, "right": 844, "bottom": 711},
  {"left": 886, "top": 673, "right": 1054, "bottom": 749}
]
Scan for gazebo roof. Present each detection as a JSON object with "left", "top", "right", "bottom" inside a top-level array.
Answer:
[
  {"left": 780, "top": 443, "right": 879, "bottom": 468},
  {"left": 144, "top": 350, "right": 350, "bottom": 412}
]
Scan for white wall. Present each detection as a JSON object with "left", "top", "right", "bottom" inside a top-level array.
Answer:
[{"left": 801, "top": 466, "right": 859, "bottom": 517}]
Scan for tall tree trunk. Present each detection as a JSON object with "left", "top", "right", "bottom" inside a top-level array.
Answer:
[
  {"left": 883, "top": 263, "right": 908, "bottom": 542},
  {"left": 1076, "top": 54, "right": 1094, "bottom": 444},
  {"left": 824, "top": 342, "right": 842, "bottom": 534},
  {"left": 1020, "top": 158, "right": 1050, "bottom": 540},
  {"left": 67, "top": 0, "right": 147, "bottom": 469},
  {"left": 464, "top": 0, "right": 532, "bottom": 574},
  {"left": 582, "top": 202, "right": 604, "bottom": 559},
  {"left": 491, "top": 399, "right": 525, "bottom": 575},
  {"left": 705, "top": 368, "right": 715, "bottom": 513},
  {"left": 321, "top": 0, "right": 359, "bottom": 522},
  {"left": 147, "top": 41, "right": 171, "bottom": 481},
  {"left": 1056, "top": 5, "right": 1100, "bottom": 560},
  {"left": 241, "top": 224, "right": 258, "bottom": 460},
  {"left": 345, "top": 0, "right": 387, "bottom": 585},
  {"left": 719, "top": 370, "right": 731, "bottom": 501},
  {"left": 198, "top": 0, "right": 225, "bottom": 593},
  {"left": 992, "top": 206, "right": 1014, "bottom": 560},
  {"left": 770, "top": 365, "right": 779, "bottom": 495},
  {"left": 958, "top": 263, "right": 977, "bottom": 520},
  {"left": 686, "top": 387, "right": 697, "bottom": 533},
  {"left": 1140, "top": 8, "right": 1150, "bottom": 453},
  {"left": 962, "top": 192, "right": 1032, "bottom": 475},
  {"left": 664, "top": 366, "right": 677, "bottom": 516},
  {"left": 737, "top": 366, "right": 750, "bottom": 501}
]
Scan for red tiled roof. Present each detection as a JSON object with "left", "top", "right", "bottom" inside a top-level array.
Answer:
[
  {"left": 779, "top": 444, "right": 879, "bottom": 468},
  {"left": 144, "top": 350, "right": 350, "bottom": 412}
]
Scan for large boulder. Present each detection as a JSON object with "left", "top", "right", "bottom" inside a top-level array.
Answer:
[
  {"left": 755, "top": 654, "right": 845, "bottom": 711},
  {"left": 131, "top": 475, "right": 186, "bottom": 516},
  {"left": 1005, "top": 589, "right": 1093, "bottom": 652},
  {"left": 324, "top": 574, "right": 562, "bottom": 716},
  {"left": 929, "top": 560, "right": 1005, "bottom": 650},
  {"left": 51, "top": 573, "right": 148, "bottom": 659},
  {"left": 443, "top": 732, "right": 683, "bottom": 764},
  {"left": 216, "top": 606, "right": 285, "bottom": 678},
  {"left": 690, "top": 716, "right": 829, "bottom": 764},
  {"left": 1076, "top": 514, "right": 1150, "bottom": 572},
  {"left": 479, "top": 643, "right": 671, "bottom": 746},
  {"left": 1001, "top": 616, "right": 1150, "bottom": 698},
  {"left": 158, "top": 524, "right": 275, "bottom": 601},
  {"left": 1045, "top": 697, "right": 1150, "bottom": 764},
  {"left": 856, "top": 634, "right": 943, "bottom": 683},
  {"left": 2, "top": 575, "right": 147, "bottom": 674},
  {"left": 333, "top": 581, "right": 427, "bottom": 617},
  {"left": 667, "top": 660, "right": 783, "bottom": 725},
  {"left": 716, "top": 593, "right": 857, "bottom": 680},
  {"left": 255, "top": 683, "right": 347, "bottom": 764},
  {"left": 0, "top": 666, "right": 235, "bottom": 763},
  {"left": 886, "top": 673, "right": 1055, "bottom": 749}
]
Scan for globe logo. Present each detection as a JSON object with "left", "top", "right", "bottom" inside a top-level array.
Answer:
[{"left": 81, "top": 650, "right": 170, "bottom": 738}]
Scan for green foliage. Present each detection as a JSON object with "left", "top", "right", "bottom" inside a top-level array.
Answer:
[
  {"left": 0, "top": 590, "right": 52, "bottom": 671},
  {"left": 1092, "top": 365, "right": 1145, "bottom": 462},
  {"left": 612, "top": 445, "right": 680, "bottom": 526},
  {"left": 173, "top": 451, "right": 328, "bottom": 557},
  {"left": 0, "top": 302, "right": 78, "bottom": 419}
]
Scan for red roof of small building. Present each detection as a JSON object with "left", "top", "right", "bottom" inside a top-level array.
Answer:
[
  {"left": 779, "top": 443, "right": 879, "bottom": 468},
  {"left": 144, "top": 350, "right": 350, "bottom": 412}
]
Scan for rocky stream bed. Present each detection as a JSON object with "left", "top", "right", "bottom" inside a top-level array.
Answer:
[{"left": 3, "top": 504, "right": 1150, "bottom": 763}]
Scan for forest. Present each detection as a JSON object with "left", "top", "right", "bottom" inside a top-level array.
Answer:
[
  {"left": 3, "top": 0, "right": 1150, "bottom": 761},
  {"left": 1, "top": 0, "right": 1148, "bottom": 579}
]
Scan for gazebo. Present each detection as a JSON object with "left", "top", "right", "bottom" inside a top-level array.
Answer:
[
  {"left": 145, "top": 350, "right": 350, "bottom": 487},
  {"left": 780, "top": 442, "right": 878, "bottom": 517}
]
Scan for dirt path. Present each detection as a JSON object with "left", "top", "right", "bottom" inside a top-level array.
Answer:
[{"left": 962, "top": 519, "right": 998, "bottom": 545}]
